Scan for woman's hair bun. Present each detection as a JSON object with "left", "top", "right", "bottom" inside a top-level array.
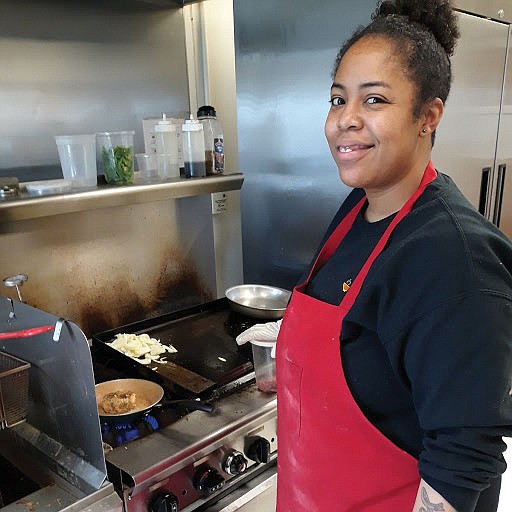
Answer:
[{"left": 373, "top": 0, "right": 460, "bottom": 56}]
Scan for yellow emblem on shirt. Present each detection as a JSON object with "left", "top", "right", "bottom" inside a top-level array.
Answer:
[{"left": 342, "top": 279, "right": 352, "bottom": 293}]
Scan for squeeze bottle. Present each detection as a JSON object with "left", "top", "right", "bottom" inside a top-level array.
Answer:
[
  {"left": 181, "top": 115, "right": 206, "bottom": 178},
  {"left": 155, "top": 114, "right": 179, "bottom": 178}
]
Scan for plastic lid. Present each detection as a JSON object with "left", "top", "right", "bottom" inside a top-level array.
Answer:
[
  {"left": 155, "top": 113, "right": 176, "bottom": 132},
  {"left": 197, "top": 105, "right": 217, "bottom": 118},
  {"left": 25, "top": 179, "right": 72, "bottom": 196},
  {"left": 182, "top": 114, "right": 204, "bottom": 132},
  {"left": 55, "top": 134, "right": 95, "bottom": 145}
]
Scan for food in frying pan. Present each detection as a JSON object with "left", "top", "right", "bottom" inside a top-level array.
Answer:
[
  {"left": 100, "top": 391, "right": 137, "bottom": 414},
  {"left": 107, "top": 333, "right": 177, "bottom": 365}
]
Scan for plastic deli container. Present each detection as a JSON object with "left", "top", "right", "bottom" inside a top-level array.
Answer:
[
  {"left": 135, "top": 153, "right": 160, "bottom": 183},
  {"left": 96, "top": 131, "right": 135, "bottom": 184},
  {"left": 250, "top": 340, "right": 276, "bottom": 393},
  {"left": 55, "top": 134, "right": 97, "bottom": 188}
]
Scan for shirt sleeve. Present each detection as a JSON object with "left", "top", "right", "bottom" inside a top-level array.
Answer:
[{"left": 386, "top": 291, "right": 512, "bottom": 511}]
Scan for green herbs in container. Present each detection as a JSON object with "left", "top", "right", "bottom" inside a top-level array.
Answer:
[{"left": 96, "top": 131, "right": 135, "bottom": 184}]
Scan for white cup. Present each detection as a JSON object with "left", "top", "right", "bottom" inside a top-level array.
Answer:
[{"left": 55, "top": 134, "right": 97, "bottom": 188}]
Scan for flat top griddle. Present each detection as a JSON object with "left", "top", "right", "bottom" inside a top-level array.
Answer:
[{"left": 91, "top": 299, "right": 253, "bottom": 398}]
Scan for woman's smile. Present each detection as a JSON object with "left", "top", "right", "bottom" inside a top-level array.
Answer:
[{"left": 335, "top": 141, "right": 375, "bottom": 161}]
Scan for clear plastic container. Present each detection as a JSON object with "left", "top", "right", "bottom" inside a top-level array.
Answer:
[
  {"left": 197, "top": 105, "right": 224, "bottom": 175},
  {"left": 55, "top": 134, "right": 97, "bottom": 188},
  {"left": 96, "top": 131, "right": 135, "bottom": 184},
  {"left": 181, "top": 116, "right": 206, "bottom": 178},
  {"left": 250, "top": 340, "right": 276, "bottom": 393},
  {"left": 135, "top": 153, "right": 160, "bottom": 183}
]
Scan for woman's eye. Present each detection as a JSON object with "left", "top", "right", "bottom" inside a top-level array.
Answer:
[
  {"left": 366, "top": 97, "right": 385, "bottom": 105},
  {"left": 329, "top": 97, "right": 345, "bottom": 107}
]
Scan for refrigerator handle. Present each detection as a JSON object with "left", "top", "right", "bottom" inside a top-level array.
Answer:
[
  {"left": 492, "top": 163, "right": 507, "bottom": 227},
  {"left": 479, "top": 167, "right": 492, "bottom": 216}
]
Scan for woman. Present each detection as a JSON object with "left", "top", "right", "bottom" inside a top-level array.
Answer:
[{"left": 237, "top": 1, "right": 512, "bottom": 511}]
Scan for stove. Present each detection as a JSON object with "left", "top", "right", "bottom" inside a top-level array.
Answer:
[
  {"left": 91, "top": 298, "right": 278, "bottom": 512},
  {"left": 0, "top": 297, "right": 277, "bottom": 512}
]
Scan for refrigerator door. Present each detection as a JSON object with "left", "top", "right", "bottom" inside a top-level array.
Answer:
[
  {"left": 452, "top": 0, "right": 512, "bottom": 23},
  {"left": 493, "top": 25, "right": 512, "bottom": 239},
  {"left": 432, "top": 12, "right": 508, "bottom": 219}
]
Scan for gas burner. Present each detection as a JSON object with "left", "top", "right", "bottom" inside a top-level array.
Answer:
[{"left": 101, "top": 413, "right": 159, "bottom": 448}]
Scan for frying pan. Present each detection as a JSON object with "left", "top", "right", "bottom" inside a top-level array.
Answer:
[
  {"left": 225, "top": 284, "right": 291, "bottom": 320},
  {"left": 95, "top": 378, "right": 213, "bottom": 423}
]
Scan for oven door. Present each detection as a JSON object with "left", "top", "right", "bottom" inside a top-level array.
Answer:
[{"left": 203, "top": 464, "right": 277, "bottom": 512}]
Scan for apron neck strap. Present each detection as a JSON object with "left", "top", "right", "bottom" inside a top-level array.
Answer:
[{"left": 302, "top": 160, "right": 437, "bottom": 296}]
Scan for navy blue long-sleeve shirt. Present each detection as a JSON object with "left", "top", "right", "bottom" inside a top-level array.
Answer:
[{"left": 303, "top": 171, "right": 512, "bottom": 512}]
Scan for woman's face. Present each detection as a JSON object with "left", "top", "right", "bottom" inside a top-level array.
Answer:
[{"left": 325, "top": 36, "right": 427, "bottom": 193}]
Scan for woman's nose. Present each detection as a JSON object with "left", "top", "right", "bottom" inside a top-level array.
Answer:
[{"left": 336, "top": 105, "right": 363, "bottom": 130}]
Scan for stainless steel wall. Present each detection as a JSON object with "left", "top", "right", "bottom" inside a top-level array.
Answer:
[
  {"left": 0, "top": 0, "right": 222, "bottom": 336},
  {"left": 0, "top": 0, "right": 189, "bottom": 181},
  {"left": 0, "top": 196, "right": 218, "bottom": 337},
  {"left": 234, "top": 0, "right": 378, "bottom": 289}
]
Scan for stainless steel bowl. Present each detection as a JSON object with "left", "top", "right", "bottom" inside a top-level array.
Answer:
[{"left": 225, "top": 284, "right": 292, "bottom": 320}]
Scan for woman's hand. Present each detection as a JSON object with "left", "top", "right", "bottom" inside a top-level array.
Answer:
[{"left": 235, "top": 319, "right": 281, "bottom": 345}]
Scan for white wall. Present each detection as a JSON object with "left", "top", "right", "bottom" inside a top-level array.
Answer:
[{"left": 498, "top": 438, "right": 512, "bottom": 511}]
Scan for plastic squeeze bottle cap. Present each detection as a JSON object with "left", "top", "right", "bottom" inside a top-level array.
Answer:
[
  {"left": 182, "top": 114, "right": 203, "bottom": 131},
  {"left": 155, "top": 113, "right": 176, "bottom": 133}
]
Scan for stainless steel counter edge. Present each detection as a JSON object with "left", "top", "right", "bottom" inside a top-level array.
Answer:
[{"left": 0, "top": 173, "right": 244, "bottom": 222}]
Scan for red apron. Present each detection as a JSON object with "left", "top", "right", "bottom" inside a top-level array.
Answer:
[{"left": 275, "top": 161, "right": 437, "bottom": 511}]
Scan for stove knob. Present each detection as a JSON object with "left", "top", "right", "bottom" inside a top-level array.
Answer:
[
  {"left": 149, "top": 491, "right": 179, "bottom": 512},
  {"left": 246, "top": 436, "right": 271, "bottom": 464},
  {"left": 193, "top": 464, "right": 225, "bottom": 497},
  {"left": 223, "top": 450, "right": 248, "bottom": 475}
]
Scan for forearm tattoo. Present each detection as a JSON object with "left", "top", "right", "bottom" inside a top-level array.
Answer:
[{"left": 419, "top": 487, "right": 445, "bottom": 512}]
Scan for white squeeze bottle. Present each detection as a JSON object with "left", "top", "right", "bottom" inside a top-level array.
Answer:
[
  {"left": 155, "top": 114, "right": 179, "bottom": 178},
  {"left": 197, "top": 105, "right": 224, "bottom": 175},
  {"left": 181, "top": 115, "right": 206, "bottom": 178}
]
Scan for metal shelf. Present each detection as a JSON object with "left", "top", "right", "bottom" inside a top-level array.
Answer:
[{"left": 0, "top": 173, "right": 244, "bottom": 222}]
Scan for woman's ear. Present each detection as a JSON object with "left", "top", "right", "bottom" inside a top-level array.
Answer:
[{"left": 420, "top": 97, "right": 444, "bottom": 136}]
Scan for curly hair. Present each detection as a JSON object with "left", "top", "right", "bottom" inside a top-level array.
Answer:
[{"left": 332, "top": 0, "right": 460, "bottom": 145}]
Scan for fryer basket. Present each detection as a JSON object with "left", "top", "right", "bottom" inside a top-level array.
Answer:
[{"left": 0, "top": 351, "right": 30, "bottom": 428}]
